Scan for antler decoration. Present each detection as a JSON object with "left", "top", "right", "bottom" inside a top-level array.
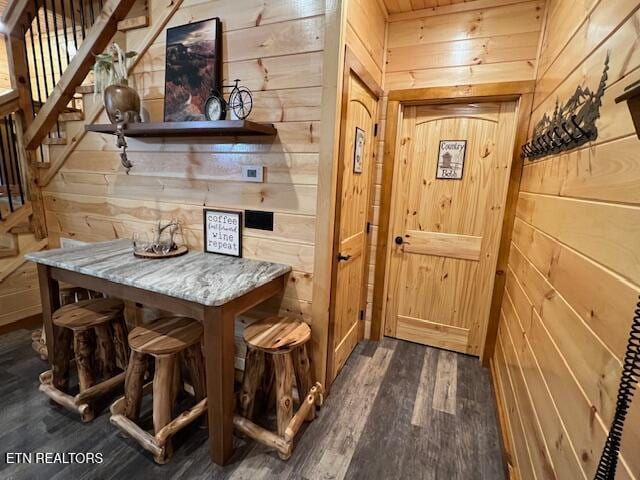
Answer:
[
  {"left": 522, "top": 53, "right": 610, "bottom": 160},
  {"left": 154, "top": 219, "right": 180, "bottom": 249}
]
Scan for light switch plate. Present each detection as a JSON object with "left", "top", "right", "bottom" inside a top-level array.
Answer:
[{"left": 241, "top": 165, "right": 264, "bottom": 183}]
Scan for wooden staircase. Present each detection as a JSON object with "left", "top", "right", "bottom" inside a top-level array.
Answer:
[
  {"left": 0, "top": 203, "right": 33, "bottom": 258},
  {"left": 0, "top": 0, "right": 147, "bottom": 331}
]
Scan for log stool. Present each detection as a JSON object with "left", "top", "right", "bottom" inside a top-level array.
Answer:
[
  {"left": 235, "top": 317, "right": 324, "bottom": 460},
  {"left": 109, "top": 316, "right": 207, "bottom": 464},
  {"left": 32, "top": 287, "right": 104, "bottom": 361},
  {"left": 38, "top": 298, "right": 129, "bottom": 422}
]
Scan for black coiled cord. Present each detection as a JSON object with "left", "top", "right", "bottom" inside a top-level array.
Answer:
[{"left": 594, "top": 296, "right": 640, "bottom": 479}]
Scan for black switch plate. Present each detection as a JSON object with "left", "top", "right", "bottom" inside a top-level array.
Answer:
[{"left": 244, "top": 210, "right": 274, "bottom": 231}]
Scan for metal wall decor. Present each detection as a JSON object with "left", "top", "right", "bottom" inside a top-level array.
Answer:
[
  {"left": 204, "top": 79, "right": 254, "bottom": 121},
  {"left": 522, "top": 54, "right": 610, "bottom": 161}
]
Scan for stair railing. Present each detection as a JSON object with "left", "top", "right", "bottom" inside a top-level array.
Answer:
[
  {"left": 0, "top": 89, "right": 28, "bottom": 222},
  {"left": 0, "top": 0, "right": 136, "bottom": 237},
  {"left": 19, "top": 0, "right": 136, "bottom": 153},
  {"left": 22, "top": 0, "right": 104, "bottom": 155},
  {"left": 0, "top": 110, "right": 27, "bottom": 221}
]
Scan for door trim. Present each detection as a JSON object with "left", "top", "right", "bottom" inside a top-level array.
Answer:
[
  {"left": 370, "top": 81, "right": 535, "bottom": 367},
  {"left": 325, "top": 46, "right": 382, "bottom": 387}
]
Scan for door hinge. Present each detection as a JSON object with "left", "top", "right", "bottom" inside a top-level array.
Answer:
[
  {"left": 374, "top": 123, "right": 379, "bottom": 137},
  {"left": 359, "top": 309, "right": 364, "bottom": 321},
  {"left": 366, "top": 221, "right": 371, "bottom": 234}
]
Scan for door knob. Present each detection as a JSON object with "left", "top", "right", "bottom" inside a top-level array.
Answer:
[
  {"left": 395, "top": 236, "right": 404, "bottom": 245},
  {"left": 337, "top": 253, "right": 352, "bottom": 261}
]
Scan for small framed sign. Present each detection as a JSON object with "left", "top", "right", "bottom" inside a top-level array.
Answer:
[
  {"left": 203, "top": 209, "right": 242, "bottom": 257},
  {"left": 353, "top": 127, "right": 365, "bottom": 174},
  {"left": 436, "top": 140, "right": 467, "bottom": 180}
]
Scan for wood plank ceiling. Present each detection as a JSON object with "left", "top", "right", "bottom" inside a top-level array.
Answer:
[{"left": 383, "top": 0, "right": 468, "bottom": 14}]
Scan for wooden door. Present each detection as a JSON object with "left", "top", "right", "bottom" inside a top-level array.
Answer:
[
  {"left": 384, "top": 101, "right": 518, "bottom": 355},
  {"left": 329, "top": 72, "right": 378, "bottom": 380}
]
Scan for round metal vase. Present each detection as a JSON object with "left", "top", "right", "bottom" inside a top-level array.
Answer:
[{"left": 103, "top": 78, "right": 141, "bottom": 124}]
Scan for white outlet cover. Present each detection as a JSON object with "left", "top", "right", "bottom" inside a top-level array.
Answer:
[{"left": 241, "top": 165, "right": 264, "bottom": 183}]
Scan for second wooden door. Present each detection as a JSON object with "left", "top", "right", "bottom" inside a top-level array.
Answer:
[
  {"left": 384, "top": 101, "right": 518, "bottom": 355},
  {"left": 329, "top": 72, "right": 377, "bottom": 381}
]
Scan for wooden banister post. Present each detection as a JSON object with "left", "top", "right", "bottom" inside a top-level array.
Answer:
[
  {"left": 3, "top": 0, "right": 35, "bottom": 124},
  {"left": 2, "top": 2, "right": 44, "bottom": 238},
  {"left": 12, "top": 112, "right": 47, "bottom": 240},
  {"left": 6, "top": 35, "right": 34, "bottom": 125}
]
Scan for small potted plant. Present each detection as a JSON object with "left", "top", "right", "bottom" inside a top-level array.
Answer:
[{"left": 93, "top": 43, "right": 141, "bottom": 124}]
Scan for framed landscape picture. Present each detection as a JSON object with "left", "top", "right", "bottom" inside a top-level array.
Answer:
[{"left": 164, "top": 18, "right": 222, "bottom": 122}]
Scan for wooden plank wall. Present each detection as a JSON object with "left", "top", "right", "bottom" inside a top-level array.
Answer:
[
  {"left": 490, "top": 0, "right": 640, "bottom": 478},
  {"left": 0, "top": 0, "right": 10, "bottom": 92},
  {"left": 365, "top": 0, "right": 546, "bottom": 338},
  {"left": 40, "top": 0, "right": 326, "bottom": 367},
  {"left": 345, "top": 0, "right": 387, "bottom": 87},
  {"left": 0, "top": 265, "right": 41, "bottom": 326},
  {"left": 0, "top": 235, "right": 42, "bottom": 327},
  {"left": 0, "top": 36, "right": 11, "bottom": 92},
  {"left": 385, "top": 0, "right": 544, "bottom": 90}
]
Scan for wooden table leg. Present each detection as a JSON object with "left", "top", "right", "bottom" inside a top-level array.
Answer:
[
  {"left": 37, "top": 264, "right": 61, "bottom": 382},
  {"left": 203, "top": 306, "right": 235, "bottom": 465}
]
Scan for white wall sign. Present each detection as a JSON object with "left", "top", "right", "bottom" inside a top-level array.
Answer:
[
  {"left": 436, "top": 140, "right": 467, "bottom": 180},
  {"left": 353, "top": 127, "right": 365, "bottom": 174},
  {"left": 203, "top": 209, "right": 242, "bottom": 257}
]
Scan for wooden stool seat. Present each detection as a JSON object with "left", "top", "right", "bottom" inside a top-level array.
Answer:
[
  {"left": 237, "top": 316, "right": 323, "bottom": 460},
  {"left": 52, "top": 298, "right": 124, "bottom": 331},
  {"left": 33, "top": 286, "right": 103, "bottom": 360},
  {"left": 111, "top": 316, "right": 207, "bottom": 464},
  {"left": 243, "top": 317, "right": 311, "bottom": 353},
  {"left": 128, "top": 316, "right": 203, "bottom": 355},
  {"left": 39, "top": 297, "right": 129, "bottom": 423}
]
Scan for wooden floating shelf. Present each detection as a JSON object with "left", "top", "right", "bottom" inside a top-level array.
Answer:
[{"left": 85, "top": 120, "right": 277, "bottom": 138}]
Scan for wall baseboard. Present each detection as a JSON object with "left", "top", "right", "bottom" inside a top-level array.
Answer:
[{"left": 0, "top": 314, "right": 42, "bottom": 336}]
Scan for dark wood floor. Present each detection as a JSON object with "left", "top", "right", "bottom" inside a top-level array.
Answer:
[{"left": 0, "top": 329, "right": 505, "bottom": 480}]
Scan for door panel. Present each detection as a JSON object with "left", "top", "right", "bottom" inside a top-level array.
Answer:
[
  {"left": 403, "top": 230, "right": 482, "bottom": 261},
  {"left": 330, "top": 72, "right": 377, "bottom": 380},
  {"left": 385, "top": 101, "right": 518, "bottom": 355}
]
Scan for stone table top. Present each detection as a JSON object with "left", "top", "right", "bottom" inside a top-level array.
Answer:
[{"left": 25, "top": 239, "right": 291, "bottom": 307}]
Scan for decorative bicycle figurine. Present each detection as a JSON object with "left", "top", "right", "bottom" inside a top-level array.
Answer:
[{"left": 204, "top": 79, "right": 253, "bottom": 121}]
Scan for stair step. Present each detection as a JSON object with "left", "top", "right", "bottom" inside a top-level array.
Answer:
[
  {"left": 42, "top": 137, "right": 67, "bottom": 145},
  {"left": 9, "top": 221, "right": 32, "bottom": 234},
  {"left": 59, "top": 111, "right": 84, "bottom": 122},
  {"left": 0, "top": 203, "right": 32, "bottom": 235},
  {"left": 34, "top": 101, "right": 82, "bottom": 114},
  {"left": 75, "top": 85, "right": 95, "bottom": 95},
  {"left": 0, "top": 247, "right": 19, "bottom": 258},
  {"left": 0, "top": 232, "right": 18, "bottom": 257},
  {"left": 0, "top": 234, "right": 49, "bottom": 283},
  {"left": 117, "top": 14, "right": 148, "bottom": 31},
  {"left": 0, "top": 231, "right": 17, "bottom": 248}
]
